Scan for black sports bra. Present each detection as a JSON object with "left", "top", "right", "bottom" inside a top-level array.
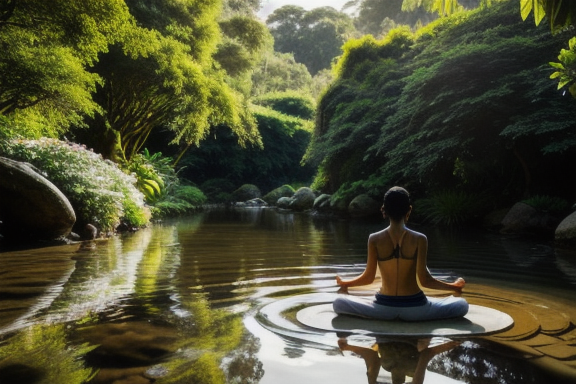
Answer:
[{"left": 376, "top": 231, "right": 418, "bottom": 261}]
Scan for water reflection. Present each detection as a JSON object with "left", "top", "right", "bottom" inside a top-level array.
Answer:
[
  {"left": 0, "top": 324, "right": 96, "bottom": 384},
  {"left": 0, "top": 208, "right": 574, "bottom": 384},
  {"left": 338, "top": 336, "right": 461, "bottom": 384},
  {"left": 336, "top": 335, "right": 557, "bottom": 384}
]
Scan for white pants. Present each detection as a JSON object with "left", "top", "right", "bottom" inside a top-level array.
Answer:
[{"left": 333, "top": 295, "right": 469, "bottom": 321}]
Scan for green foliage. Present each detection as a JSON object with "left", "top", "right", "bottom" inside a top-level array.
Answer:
[
  {"left": 0, "top": 0, "right": 132, "bottom": 138},
  {"left": 126, "top": 151, "right": 167, "bottom": 204},
  {"left": 522, "top": 195, "right": 570, "bottom": 214},
  {"left": 251, "top": 51, "right": 314, "bottom": 97},
  {"left": 180, "top": 105, "right": 315, "bottom": 194},
  {"left": 71, "top": 0, "right": 264, "bottom": 162},
  {"left": 310, "top": 0, "right": 575, "bottom": 202},
  {"left": 333, "top": 27, "right": 414, "bottom": 80},
  {"left": 200, "top": 178, "right": 236, "bottom": 204},
  {"left": 520, "top": 0, "right": 576, "bottom": 30},
  {"left": 550, "top": 36, "right": 576, "bottom": 97},
  {"left": 153, "top": 185, "right": 207, "bottom": 217},
  {"left": 356, "top": 0, "right": 438, "bottom": 36},
  {"left": 127, "top": 149, "right": 206, "bottom": 217},
  {"left": 219, "top": 16, "right": 271, "bottom": 53},
  {"left": 215, "top": 16, "right": 272, "bottom": 78},
  {"left": 253, "top": 91, "right": 316, "bottom": 119},
  {"left": 416, "top": 190, "right": 486, "bottom": 225},
  {"left": 1, "top": 138, "right": 150, "bottom": 231},
  {"left": 307, "top": 48, "right": 404, "bottom": 191},
  {"left": 267, "top": 5, "right": 356, "bottom": 75}
]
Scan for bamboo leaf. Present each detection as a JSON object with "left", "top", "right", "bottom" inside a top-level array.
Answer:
[
  {"left": 549, "top": 62, "right": 565, "bottom": 69},
  {"left": 533, "top": 0, "right": 546, "bottom": 25},
  {"left": 558, "top": 78, "right": 571, "bottom": 89},
  {"left": 520, "top": 0, "right": 534, "bottom": 21}
]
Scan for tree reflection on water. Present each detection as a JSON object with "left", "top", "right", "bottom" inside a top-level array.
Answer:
[{"left": 0, "top": 210, "right": 574, "bottom": 383}]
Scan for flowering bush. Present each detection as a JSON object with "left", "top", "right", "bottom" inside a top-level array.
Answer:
[{"left": 1, "top": 138, "right": 150, "bottom": 232}]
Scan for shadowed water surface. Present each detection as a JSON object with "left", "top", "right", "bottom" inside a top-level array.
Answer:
[{"left": 0, "top": 207, "right": 575, "bottom": 384}]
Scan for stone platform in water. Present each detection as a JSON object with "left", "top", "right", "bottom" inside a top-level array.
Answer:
[{"left": 296, "top": 303, "right": 514, "bottom": 337}]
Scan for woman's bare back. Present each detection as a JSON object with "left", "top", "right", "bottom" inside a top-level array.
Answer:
[{"left": 370, "top": 228, "right": 424, "bottom": 296}]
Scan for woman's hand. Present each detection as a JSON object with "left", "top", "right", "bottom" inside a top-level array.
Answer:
[{"left": 451, "top": 277, "right": 465, "bottom": 296}]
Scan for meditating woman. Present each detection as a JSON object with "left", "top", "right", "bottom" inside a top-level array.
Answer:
[{"left": 334, "top": 186, "right": 468, "bottom": 321}]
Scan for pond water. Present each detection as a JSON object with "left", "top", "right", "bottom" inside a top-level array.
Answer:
[{"left": 0, "top": 207, "right": 575, "bottom": 384}]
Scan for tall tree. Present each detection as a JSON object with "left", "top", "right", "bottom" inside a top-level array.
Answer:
[
  {"left": 0, "top": 0, "right": 132, "bottom": 138},
  {"left": 84, "top": 0, "right": 263, "bottom": 161},
  {"left": 251, "top": 51, "right": 313, "bottom": 97},
  {"left": 267, "top": 6, "right": 356, "bottom": 75}
]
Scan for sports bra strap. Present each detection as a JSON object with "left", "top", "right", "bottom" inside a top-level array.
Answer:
[{"left": 376, "top": 230, "right": 417, "bottom": 261}]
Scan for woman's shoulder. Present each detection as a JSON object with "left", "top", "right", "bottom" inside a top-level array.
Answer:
[
  {"left": 369, "top": 228, "right": 389, "bottom": 241},
  {"left": 406, "top": 228, "right": 427, "bottom": 242}
]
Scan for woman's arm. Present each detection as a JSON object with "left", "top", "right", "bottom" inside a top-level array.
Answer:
[
  {"left": 336, "top": 235, "right": 379, "bottom": 288},
  {"left": 416, "top": 235, "right": 465, "bottom": 294}
]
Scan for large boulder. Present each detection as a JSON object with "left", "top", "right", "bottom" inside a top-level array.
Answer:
[
  {"left": 348, "top": 194, "right": 381, "bottom": 218},
  {"left": 501, "top": 202, "right": 558, "bottom": 235},
  {"left": 0, "top": 157, "right": 75, "bottom": 240},
  {"left": 555, "top": 210, "right": 576, "bottom": 243},
  {"left": 276, "top": 196, "right": 292, "bottom": 209},
  {"left": 232, "top": 184, "right": 261, "bottom": 202},
  {"left": 288, "top": 187, "right": 316, "bottom": 211},
  {"left": 262, "top": 185, "right": 295, "bottom": 205},
  {"left": 313, "top": 194, "right": 332, "bottom": 212}
]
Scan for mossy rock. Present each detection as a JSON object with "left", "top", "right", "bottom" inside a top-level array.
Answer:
[
  {"left": 313, "top": 194, "right": 332, "bottom": 211},
  {"left": 348, "top": 194, "right": 380, "bottom": 218},
  {"left": 289, "top": 187, "right": 316, "bottom": 211},
  {"left": 263, "top": 185, "right": 295, "bottom": 205},
  {"left": 232, "top": 184, "right": 261, "bottom": 202},
  {"left": 277, "top": 196, "right": 292, "bottom": 209}
]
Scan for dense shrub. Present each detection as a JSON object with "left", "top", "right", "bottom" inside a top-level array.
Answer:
[
  {"left": 415, "top": 190, "right": 486, "bottom": 226},
  {"left": 180, "top": 105, "right": 315, "bottom": 192},
  {"left": 252, "top": 91, "right": 315, "bottom": 120},
  {"left": 128, "top": 150, "right": 207, "bottom": 218},
  {"left": 200, "top": 178, "right": 236, "bottom": 204},
  {"left": 522, "top": 195, "right": 570, "bottom": 215},
  {"left": 1, "top": 138, "right": 150, "bottom": 231},
  {"left": 309, "top": 1, "right": 576, "bottom": 204},
  {"left": 152, "top": 185, "right": 207, "bottom": 217}
]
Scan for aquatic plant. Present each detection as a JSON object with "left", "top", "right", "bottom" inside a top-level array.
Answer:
[{"left": 1, "top": 138, "right": 150, "bottom": 231}]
